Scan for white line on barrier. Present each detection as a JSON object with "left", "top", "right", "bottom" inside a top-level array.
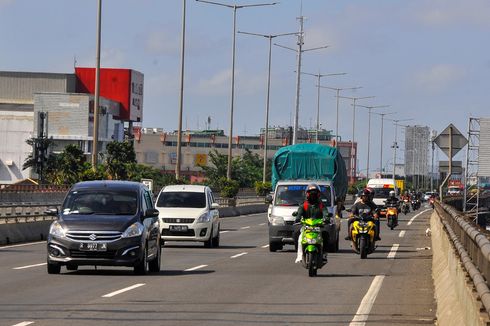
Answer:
[
  {"left": 261, "top": 244, "right": 269, "bottom": 248},
  {"left": 387, "top": 244, "right": 400, "bottom": 259},
  {"left": 230, "top": 252, "right": 248, "bottom": 259},
  {"left": 102, "top": 283, "right": 145, "bottom": 298},
  {"left": 185, "top": 264, "right": 208, "bottom": 272},
  {"left": 407, "top": 209, "right": 430, "bottom": 226},
  {"left": 0, "top": 241, "right": 45, "bottom": 250},
  {"left": 398, "top": 230, "right": 406, "bottom": 238},
  {"left": 350, "top": 275, "right": 385, "bottom": 326},
  {"left": 12, "top": 322, "right": 34, "bottom": 326},
  {"left": 219, "top": 230, "right": 230, "bottom": 234},
  {"left": 241, "top": 226, "right": 250, "bottom": 229},
  {"left": 13, "top": 263, "right": 47, "bottom": 270}
]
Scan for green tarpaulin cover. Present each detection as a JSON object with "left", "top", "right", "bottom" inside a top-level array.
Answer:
[{"left": 271, "top": 143, "right": 348, "bottom": 199}]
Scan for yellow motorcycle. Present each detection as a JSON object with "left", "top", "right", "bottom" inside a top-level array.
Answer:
[
  {"left": 351, "top": 213, "right": 376, "bottom": 259},
  {"left": 386, "top": 205, "right": 398, "bottom": 230}
]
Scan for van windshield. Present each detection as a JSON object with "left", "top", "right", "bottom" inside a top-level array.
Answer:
[
  {"left": 274, "top": 185, "right": 331, "bottom": 206},
  {"left": 157, "top": 191, "right": 206, "bottom": 208},
  {"left": 373, "top": 188, "right": 392, "bottom": 198}
]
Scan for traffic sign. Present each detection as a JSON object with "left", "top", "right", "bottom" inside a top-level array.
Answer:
[
  {"left": 434, "top": 124, "right": 468, "bottom": 158},
  {"left": 439, "top": 161, "right": 463, "bottom": 174}
]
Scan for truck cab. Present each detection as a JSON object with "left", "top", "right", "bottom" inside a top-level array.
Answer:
[{"left": 267, "top": 180, "right": 341, "bottom": 253}]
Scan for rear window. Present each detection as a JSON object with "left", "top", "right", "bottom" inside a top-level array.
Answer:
[
  {"left": 157, "top": 191, "right": 206, "bottom": 208},
  {"left": 373, "top": 188, "right": 392, "bottom": 198}
]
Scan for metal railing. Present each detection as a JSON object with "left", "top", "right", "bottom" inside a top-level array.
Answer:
[
  {"left": 0, "top": 203, "right": 60, "bottom": 223},
  {"left": 435, "top": 201, "right": 490, "bottom": 315}
]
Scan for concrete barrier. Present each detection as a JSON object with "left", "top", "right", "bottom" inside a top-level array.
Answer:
[
  {"left": 218, "top": 204, "right": 268, "bottom": 218},
  {"left": 0, "top": 220, "right": 52, "bottom": 245},
  {"left": 431, "top": 210, "right": 489, "bottom": 325}
]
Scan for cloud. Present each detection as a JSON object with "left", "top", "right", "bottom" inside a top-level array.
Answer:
[
  {"left": 412, "top": 64, "right": 466, "bottom": 93},
  {"left": 196, "top": 69, "right": 230, "bottom": 96},
  {"left": 414, "top": 0, "right": 490, "bottom": 26},
  {"left": 195, "top": 68, "right": 267, "bottom": 97},
  {"left": 145, "top": 30, "right": 179, "bottom": 56}
]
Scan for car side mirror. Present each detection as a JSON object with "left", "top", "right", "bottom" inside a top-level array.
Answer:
[
  {"left": 45, "top": 208, "right": 58, "bottom": 216},
  {"left": 211, "top": 203, "right": 220, "bottom": 210},
  {"left": 145, "top": 208, "right": 160, "bottom": 218},
  {"left": 265, "top": 194, "right": 273, "bottom": 204}
]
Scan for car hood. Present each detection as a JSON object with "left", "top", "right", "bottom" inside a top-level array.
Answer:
[
  {"left": 156, "top": 207, "right": 207, "bottom": 218},
  {"left": 59, "top": 214, "right": 139, "bottom": 232},
  {"left": 270, "top": 205, "right": 298, "bottom": 221}
]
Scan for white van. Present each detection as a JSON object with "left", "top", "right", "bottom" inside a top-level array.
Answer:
[{"left": 367, "top": 178, "right": 396, "bottom": 208}]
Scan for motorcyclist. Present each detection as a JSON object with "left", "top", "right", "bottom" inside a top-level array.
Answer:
[
  {"left": 385, "top": 190, "right": 399, "bottom": 208},
  {"left": 345, "top": 188, "right": 380, "bottom": 241},
  {"left": 294, "top": 183, "right": 328, "bottom": 264}
]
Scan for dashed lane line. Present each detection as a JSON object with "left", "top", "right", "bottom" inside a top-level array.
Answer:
[
  {"left": 407, "top": 209, "right": 430, "bottom": 226},
  {"left": 259, "top": 223, "right": 266, "bottom": 226},
  {"left": 13, "top": 263, "right": 47, "bottom": 270},
  {"left": 387, "top": 244, "right": 400, "bottom": 259},
  {"left": 185, "top": 264, "right": 208, "bottom": 272},
  {"left": 219, "top": 230, "right": 230, "bottom": 234},
  {"left": 261, "top": 244, "right": 269, "bottom": 248},
  {"left": 240, "top": 226, "right": 251, "bottom": 229},
  {"left": 101, "top": 283, "right": 145, "bottom": 298},
  {"left": 398, "top": 230, "right": 406, "bottom": 238},
  {"left": 230, "top": 252, "right": 248, "bottom": 259},
  {"left": 350, "top": 275, "right": 385, "bottom": 326},
  {"left": 11, "top": 322, "right": 34, "bottom": 326}
]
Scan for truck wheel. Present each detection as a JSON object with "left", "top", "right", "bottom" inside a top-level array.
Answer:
[{"left": 269, "top": 242, "right": 282, "bottom": 252}]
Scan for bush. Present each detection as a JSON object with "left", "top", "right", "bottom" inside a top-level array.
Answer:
[
  {"left": 218, "top": 177, "right": 239, "bottom": 198},
  {"left": 255, "top": 181, "right": 272, "bottom": 196}
]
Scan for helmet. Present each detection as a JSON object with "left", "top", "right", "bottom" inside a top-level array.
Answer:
[
  {"left": 305, "top": 183, "right": 320, "bottom": 203},
  {"left": 361, "top": 188, "right": 371, "bottom": 198},
  {"left": 389, "top": 190, "right": 395, "bottom": 197}
]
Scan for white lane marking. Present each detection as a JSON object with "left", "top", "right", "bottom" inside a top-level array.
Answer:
[
  {"left": 12, "top": 322, "right": 34, "bottom": 326},
  {"left": 0, "top": 241, "right": 45, "bottom": 250},
  {"left": 387, "top": 244, "right": 400, "bottom": 259},
  {"left": 230, "top": 252, "right": 248, "bottom": 259},
  {"left": 185, "top": 264, "right": 208, "bottom": 272},
  {"left": 407, "top": 209, "right": 430, "bottom": 225},
  {"left": 13, "top": 263, "right": 47, "bottom": 270},
  {"left": 350, "top": 275, "right": 385, "bottom": 326},
  {"left": 219, "top": 230, "right": 230, "bottom": 234},
  {"left": 241, "top": 226, "right": 250, "bottom": 229},
  {"left": 398, "top": 230, "right": 406, "bottom": 238},
  {"left": 261, "top": 244, "right": 269, "bottom": 248},
  {"left": 102, "top": 283, "right": 145, "bottom": 298},
  {"left": 259, "top": 223, "right": 266, "bottom": 226}
]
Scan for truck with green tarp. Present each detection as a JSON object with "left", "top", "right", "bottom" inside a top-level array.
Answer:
[{"left": 267, "top": 143, "right": 348, "bottom": 252}]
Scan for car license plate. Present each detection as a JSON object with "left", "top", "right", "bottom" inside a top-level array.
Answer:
[
  {"left": 170, "top": 225, "right": 188, "bottom": 232},
  {"left": 79, "top": 242, "right": 107, "bottom": 251}
]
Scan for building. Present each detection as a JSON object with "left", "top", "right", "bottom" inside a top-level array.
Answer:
[
  {"left": 133, "top": 127, "right": 357, "bottom": 182},
  {"left": 405, "top": 125, "right": 430, "bottom": 189},
  {"left": 0, "top": 69, "right": 144, "bottom": 184}
]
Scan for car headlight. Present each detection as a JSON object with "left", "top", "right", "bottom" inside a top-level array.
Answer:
[
  {"left": 122, "top": 222, "right": 144, "bottom": 238},
  {"left": 270, "top": 215, "right": 285, "bottom": 226},
  {"left": 49, "top": 221, "right": 66, "bottom": 238},
  {"left": 196, "top": 213, "right": 211, "bottom": 223}
]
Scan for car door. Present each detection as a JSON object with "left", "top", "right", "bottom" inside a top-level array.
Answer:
[
  {"left": 142, "top": 188, "right": 159, "bottom": 256},
  {"left": 208, "top": 189, "right": 219, "bottom": 233}
]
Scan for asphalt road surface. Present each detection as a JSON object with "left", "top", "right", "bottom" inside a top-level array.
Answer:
[{"left": 0, "top": 206, "right": 436, "bottom": 326}]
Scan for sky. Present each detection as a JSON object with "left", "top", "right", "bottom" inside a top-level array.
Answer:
[{"left": 1, "top": 0, "right": 489, "bottom": 173}]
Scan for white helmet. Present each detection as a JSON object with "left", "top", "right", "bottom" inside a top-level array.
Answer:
[{"left": 389, "top": 190, "right": 395, "bottom": 197}]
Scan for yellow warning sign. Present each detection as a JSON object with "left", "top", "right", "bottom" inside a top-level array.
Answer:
[{"left": 195, "top": 154, "right": 207, "bottom": 166}]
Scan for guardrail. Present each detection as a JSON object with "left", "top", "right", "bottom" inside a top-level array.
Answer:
[
  {"left": 434, "top": 201, "right": 490, "bottom": 318},
  {"left": 215, "top": 196, "right": 266, "bottom": 207},
  {"left": 0, "top": 203, "right": 60, "bottom": 223}
]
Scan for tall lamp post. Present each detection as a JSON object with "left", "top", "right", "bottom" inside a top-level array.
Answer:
[
  {"left": 372, "top": 111, "right": 396, "bottom": 175},
  {"left": 338, "top": 95, "right": 375, "bottom": 183},
  {"left": 196, "top": 0, "right": 277, "bottom": 180},
  {"left": 357, "top": 104, "right": 390, "bottom": 181},
  {"left": 237, "top": 30, "right": 297, "bottom": 183},
  {"left": 319, "top": 86, "right": 362, "bottom": 146},
  {"left": 390, "top": 118, "right": 413, "bottom": 193},
  {"left": 175, "top": 0, "right": 187, "bottom": 181},
  {"left": 301, "top": 71, "right": 347, "bottom": 143},
  {"left": 91, "top": 0, "right": 102, "bottom": 168}
]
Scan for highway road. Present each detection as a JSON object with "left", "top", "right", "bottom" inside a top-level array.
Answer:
[{"left": 0, "top": 207, "right": 436, "bottom": 326}]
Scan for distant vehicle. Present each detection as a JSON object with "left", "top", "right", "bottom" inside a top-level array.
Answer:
[
  {"left": 447, "top": 186, "right": 462, "bottom": 196},
  {"left": 366, "top": 178, "right": 396, "bottom": 208},
  {"left": 46, "top": 181, "right": 161, "bottom": 275},
  {"left": 155, "top": 185, "right": 220, "bottom": 248},
  {"left": 424, "top": 192, "right": 437, "bottom": 201}
]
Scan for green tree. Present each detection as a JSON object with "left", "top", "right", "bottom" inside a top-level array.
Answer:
[
  {"left": 105, "top": 141, "right": 136, "bottom": 180},
  {"left": 47, "top": 144, "right": 87, "bottom": 185}
]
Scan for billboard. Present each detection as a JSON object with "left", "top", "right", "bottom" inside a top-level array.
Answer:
[{"left": 480, "top": 118, "right": 490, "bottom": 177}]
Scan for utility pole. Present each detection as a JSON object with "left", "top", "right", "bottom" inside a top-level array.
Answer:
[
  {"left": 91, "top": 0, "right": 102, "bottom": 168},
  {"left": 175, "top": 0, "right": 186, "bottom": 181},
  {"left": 373, "top": 111, "right": 396, "bottom": 175}
]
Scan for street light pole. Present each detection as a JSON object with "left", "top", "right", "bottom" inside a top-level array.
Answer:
[
  {"left": 301, "top": 71, "right": 347, "bottom": 143},
  {"left": 91, "top": 0, "right": 102, "bottom": 168},
  {"left": 373, "top": 111, "right": 396, "bottom": 175},
  {"left": 238, "top": 31, "right": 297, "bottom": 183},
  {"left": 357, "top": 104, "right": 390, "bottom": 181},
  {"left": 175, "top": 0, "right": 187, "bottom": 181},
  {"left": 318, "top": 86, "right": 362, "bottom": 147},
  {"left": 389, "top": 118, "right": 413, "bottom": 194},
  {"left": 196, "top": 0, "right": 277, "bottom": 180}
]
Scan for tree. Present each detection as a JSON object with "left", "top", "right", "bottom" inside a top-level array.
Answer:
[
  {"left": 48, "top": 144, "right": 87, "bottom": 185},
  {"left": 105, "top": 141, "right": 137, "bottom": 180},
  {"left": 22, "top": 137, "right": 54, "bottom": 182}
]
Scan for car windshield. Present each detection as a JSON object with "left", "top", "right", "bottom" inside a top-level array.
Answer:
[
  {"left": 157, "top": 191, "right": 206, "bottom": 208},
  {"left": 373, "top": 188, "right": 392, "bottom": 198},
  {"left": 274, "top": 185, "right": 331, "bottom": 206},
  {"left": 62, "top": 190, "right": 138, "bottom": 215}
]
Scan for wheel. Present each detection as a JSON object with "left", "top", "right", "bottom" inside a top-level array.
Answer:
[
  {"left": 307, "top": 252, "right": 317, "bottom": 277},
  {"left": 148, "top": 244, "right": 161, "bottom": 273},
  {"left": 269, "top": 241, "right": 282, "bottom": 252},
  {"left": 134, "top": 247, "right": 148, "bottom": 275},
  {"left": 47, "top": 261, "right": 61, "bottom": 274},
  {"left": 66, "top": 264, "right": 78, "bottom": 271},
  {"left": 359, "top": 237, "right": 368, "bottom": 259},
  {"left": 204, "top": 227, "right": 213, "bottom": 248},
  {"left": 212, "top": 225, "right": 220, "bottom": 248}
]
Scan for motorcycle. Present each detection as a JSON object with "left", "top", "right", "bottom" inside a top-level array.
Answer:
[
  {"left": 401, "top": 199, "right": 410, "bottom": 215},
  {"left": 386, "top": 204, "right": 398, "bottom": 230},
  {"left": 294, "top": 216, "right": 326, "bottom": 277},
  {"left": 411, "top": 198, "right": 419, "bottom": 211},
  {"left": 351, "top": 213, "right": 376, "bottom": 259},
  {"left": 429, "top": 197, "right": 435, "bottom": 209}
]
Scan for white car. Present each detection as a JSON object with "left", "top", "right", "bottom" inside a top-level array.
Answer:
[{"left": 155, "top": 185, "right": 220, "bottom": 247}]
